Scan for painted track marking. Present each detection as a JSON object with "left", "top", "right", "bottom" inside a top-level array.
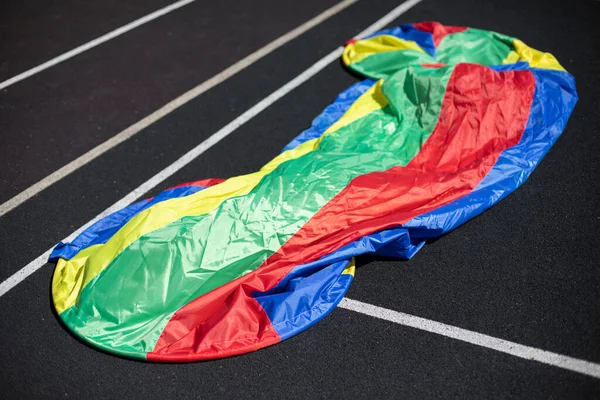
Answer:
[
  {"left": 339, "top": 298, "right": 600, "bottom": 379},
  {"left": 0, "top": 0, "right": 196, "bottom": 91},
  {"left": 0, "top": 0, "right": 424, "bottom": 297},
  {"left": 0, "top": 0, "right": 359, "bottom": 217}
]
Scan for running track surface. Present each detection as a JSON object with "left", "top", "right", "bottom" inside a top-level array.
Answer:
[{"left": 1, "top": 0, "right": 599, "bottom": 397}]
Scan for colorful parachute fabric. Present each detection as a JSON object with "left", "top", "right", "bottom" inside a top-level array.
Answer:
[{"left": 51, "top": 22, "right": 577, "bottom": 362}]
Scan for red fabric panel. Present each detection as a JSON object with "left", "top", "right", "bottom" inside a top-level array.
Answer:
[
  {"left": 150, "top": 64, "right": 535, "bottom": 360},
  {"left": 413, "top": 21, "right": 468, "bottom": 47},
  {"left": 148, "top": 294, "right": 280, "bottom": 362},
  {"left": 166, "top": 178, "right": 226, "bottom": 190}
]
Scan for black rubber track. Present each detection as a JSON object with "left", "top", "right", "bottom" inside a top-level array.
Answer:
[{"left": 1, "top": 0, "right": 599, "bottom": 397}]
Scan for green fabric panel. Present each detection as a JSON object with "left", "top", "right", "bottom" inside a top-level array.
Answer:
[
  {"left": 436, "top": 28, "right": 514, "bottom": 66},
  {"left": 349, "top": 49, "right": 435, "bottom": 80},
  {"left": 60, "top": 65, "right": 454, "bottom": 358}
]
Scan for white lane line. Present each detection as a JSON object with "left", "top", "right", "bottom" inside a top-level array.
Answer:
[
  {"left": 339, "top": 298, "right": 600, "bottom": 380},
  {"left": 0, "top": 0, "right": 196, "bottom": 91},
  {"left": 0, "top": 0, "right": 359, "bottom": 218},
  {"left": 0, "top": 0, "right": 424, "bottom": 298}
]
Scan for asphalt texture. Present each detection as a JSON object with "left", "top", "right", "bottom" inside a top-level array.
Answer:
[{"left": 1, "top": 0, "right": 599, "bottom": 398}]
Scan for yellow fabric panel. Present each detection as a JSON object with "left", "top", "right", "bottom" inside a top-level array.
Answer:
[
  {"left": 52, "top": 81, "right": 387, "bottom": 314},
  {"left": 52, "top": 245, "right": 99, "bottom": 314},
  {"left": 342, "top": 34, "right": 426, "bottom": 66},
  {"left": 502, "top": 50, "right": 520, "bottom": 65},
  {"left": 323, "top": 79, "right": 386, "bottom": 135},
  {"left": 505, "top": 39, "right": 565, "bottom": 71},
  {"left": 342, "top": 258, "right": 356, "bottom": 277}
]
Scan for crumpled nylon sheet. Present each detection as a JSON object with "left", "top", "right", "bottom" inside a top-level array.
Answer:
[{"left": 49, "top": 22, "right": 578, "bottom": 361}]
